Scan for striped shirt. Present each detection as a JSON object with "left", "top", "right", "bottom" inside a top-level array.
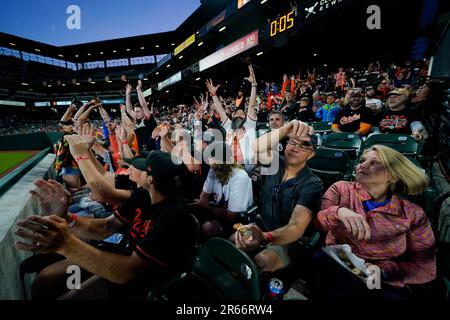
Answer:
[{"left": 315, "top": 181, "right": 436, "bottom": 287}]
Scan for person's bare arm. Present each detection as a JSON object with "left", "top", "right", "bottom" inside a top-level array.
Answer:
[
  {"left": 76, "top": 104, "right": 99, "bottom": 127},
  {"left": 65, "top": 135, "right": 131, "bottom": 205},
  {"left": 61, "top": 104, "right": 76, "bottom": 122},
  {"left": 205, "top": 80, "right": 229, "bottom": 124},
  {"left": 125, "top": 84, "right": 136, "bottom": 120},
  {"left": 136, "top": 80, "right": 152, "bottom": 119},
  {"left": 245, "top": 64, "right": 258, "bottom": 121}
]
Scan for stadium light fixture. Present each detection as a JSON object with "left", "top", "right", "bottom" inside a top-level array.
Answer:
[
  {"left": 21, "top": 82, "right": 28, "bottom": 86},
  {"left": 155, "top": 45, "right": 160, "bottom": 48},
  {"left": 261, "top": 0, "right": 269, "bottom": 4},
  {"left": 62, "top": 83, "right": 66, "bottom": 87},
  {"left": 113, "top": 50, "right": 117, "bottom": 53},
  {"left": 179, "top": 55, "right": 183, "bottom": 60},
  {"left": 91, "top": 81, "right": 96, "bottom": 84},
  {"left": 100, "top": 52, "right": 104, "bottom": 55},
  {"left": 10, "top": 43, "right": 16, "bottom": 46},
  {"left": 126, "top": 48, "right": 130, "bottom": 51},
  {"left": 171, "top": 43, "right": 175, "bottom": 46},
  {"left": 144, "top": 78, "right": 148, "bottom": 81},
  {"left": 324, "top": 64, "right": 327, "bottom": 67},
  {"left": 58, "top": 54, "right": 64, "bottom": 58},
  {"left": 141, "top": 47, "right": 145, "bottom": 50},
  {"left": 257, "top": 51, "right": 263, "bottom": 56},
  {"left": 313, "top": 53, "right": 317, "bottom": 57},
  {"left": 167, "top": 64, "right": 171, "bottom": 68},
  {"left": 87, "top": 53, "right": 91, "bottom": 56},
  {"left": 48, "top": 85, "right": 52, "bottom": 88},
  {"left": 75, "top": 54, "right": 79, "bottom": 58},
  {"left": 76, "top": 82, "right": 80, "bottom": 85},
  {"left": 166, "top": 90, "right": 169, "bottom": 93},
  {"left": 198, "top": 42, "right": 204, "bottom": 47},
  {"left": 156, "top": 72, "right": 159, "bottom": 75},
  {"left": 219, "top": 26, "right": 226, "bottom": 32},
  {"left": 195, "top": 77, "right": 201, "bottom": 81},
  {"left": 35, "top": 48, "right": 41, "bottom": 52},
  {"left": 107, "top": 80, "right": 112, "bottom": 83}
]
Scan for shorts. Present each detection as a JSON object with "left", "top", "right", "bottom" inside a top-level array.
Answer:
[{"left": 61, "top": 167, "right": 81, "bottom": 176}]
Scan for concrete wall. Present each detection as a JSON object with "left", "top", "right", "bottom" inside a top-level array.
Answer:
[{"left": 0, "top": 154, "right": 55, "bottom": 300}]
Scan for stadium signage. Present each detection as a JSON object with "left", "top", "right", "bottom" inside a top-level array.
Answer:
[
  {"left": 199, "top": 9, "right": 227, "bottom": 38},
  {"left": 158, "top": 72, "right": 182, "bottom": 91},
  {"left": 303, "top": 0, "right": 346, "bottom": 19},
  {"left": 157, "top": 53, "right": 172, "bottom": 68},
  {"left": 0, "top": 100, "right": 26, "bottom": 107},
  {"left": 174, "top": 34, "right": 196, "bottom": 56},
  {"left": 269, "top": 11, "right": 295, "bottom": 37},
  {"left": 34, "top": 102, "right": 51, "bottom": 107},
  {"left": 237, "top": 0, "right": 251, "bottom": 10},
  {"left": 143, "top": 88, "right": 153, "bottom": 97},
  {"left": 199, "top": 30, "right": 259, "bottom": 72}
]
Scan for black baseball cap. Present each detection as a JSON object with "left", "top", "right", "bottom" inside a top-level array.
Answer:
[{"left": 124, "top": 151, "right": 184, "bottom": 182}]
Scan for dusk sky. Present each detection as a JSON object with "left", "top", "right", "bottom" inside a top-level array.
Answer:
[{"left": 0, "top": 0, "right": 200, "bottom": 46}]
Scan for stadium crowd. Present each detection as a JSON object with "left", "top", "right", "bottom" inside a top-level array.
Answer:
[{"left": 12, "top": 59, "right": 445, "bottom": 300}]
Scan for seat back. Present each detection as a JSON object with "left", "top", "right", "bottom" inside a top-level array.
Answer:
[
  {"left": 312, "top": 121, "right": 333, "bottom": 133},
  {"left": 363, "top": 134, "right": 419, "bottom": 157},
  {"left": 191, "top": 237, "right": 261, "bottom": 300},
  {"left": 309, "top": 148, "right": 353, "bottom": 189},
  {"left": 322, "top": 133, "right": 362, "bottom": 159}
]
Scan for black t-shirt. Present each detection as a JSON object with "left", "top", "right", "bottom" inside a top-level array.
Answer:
[
  {"left": 296, "top": 106, "right": 315, "bottom": 123},
  {"left": 257, "top": 111, "right": 269, "bottom": 123},
  {"left": 260, "top": 157, "right": 323, "bottom": 236},
  {"left": 113, "top": 189, "right": 197, "bottom": 297},
  {"left": 134, "top": 116, "right": 157, "bottom": 152},
  {"left": 333, "top": 106, "right": 374, "bottom": 133},
  {"left": 377, "top": 106, "right": 420, "bottom": 135},
  {"left": 281, "top": 100, "right": 299, "bottom": 120}
]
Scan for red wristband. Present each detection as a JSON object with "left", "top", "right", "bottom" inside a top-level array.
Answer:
[
  {"left": 75, "top": 155, "right": 89, "bottom": 162},
  {"left": 265, "top": 232, "right": 274, "bottom": 244},
  {"left": 121, "top": 139, "right": 128, "bottom": 144},
  {"left": 68, "top": 213, "right": 78, "bottom": 227},
  {"left": 210, "top": 92, "right": 217, "bottom": 97}
]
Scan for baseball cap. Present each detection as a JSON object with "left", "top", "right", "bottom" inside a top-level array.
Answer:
[
  {"left": 124, "top": 151, "right": 184, "bottom": 182},
  {"left": 349, "top": 89, "right": 365, "bottom": 97},
  {"left": 387, "top": 88, "right": 410, "bottom": 98}
]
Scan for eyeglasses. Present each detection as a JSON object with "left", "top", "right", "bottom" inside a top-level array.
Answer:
[{"left": 287, "top": 140, "right": 314, "bottom": 151}]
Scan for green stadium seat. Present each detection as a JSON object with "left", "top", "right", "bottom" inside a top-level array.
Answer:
[
  {"left": 311, "top": 121, "right": 333, "bottom": 133},
  {"left": 322, "top": 133, "right": 362, "bottom": 159},
  {"left": 363, "top": 134, "right": 419, "bottom": 158},
  {"left": 309, "top": 148, "right": 354, "bottom": 190}
]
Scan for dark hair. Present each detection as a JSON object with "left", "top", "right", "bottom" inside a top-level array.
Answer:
[{"left": 153, "top": 175, "right": 180, "bottom": 197}]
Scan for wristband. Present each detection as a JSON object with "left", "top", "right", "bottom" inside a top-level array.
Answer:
[
  {"left": 68, "top": 213, "right": 78, "bottom": 228},
  {"left": 75, "top": 155, "right": 89, "bottom": 162},
  {"left": 264, "top": 231, "right": 274, "bottom": 244},
  {"left": 210, "top": 92, "right": 217, "bottom": 97},
  {"left": 121, "top": 139, "right": 128, "bottom": 144},
  {"left": 252, "top": 83, "right": 257, "bottom": 87}
]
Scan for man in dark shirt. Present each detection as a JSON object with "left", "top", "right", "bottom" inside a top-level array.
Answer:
[
  {"left": 332, "top": 90, "right": 374, "bottom": 136},
  {"left": 374, "top": 88, "right": 425, "bottom": 140},
  {"left": 234, "top": 120, "right": 323, "bottom": 273},
  {"left": 280, "top": 91, "right": 299, "bottom": 121},
  {"left": 15, "top": 151, "right": 197, "bottom": 299}
]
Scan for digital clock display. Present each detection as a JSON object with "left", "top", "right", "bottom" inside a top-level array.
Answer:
[{"left": 269, "top": 11, "right": 295, "bottom": 37}]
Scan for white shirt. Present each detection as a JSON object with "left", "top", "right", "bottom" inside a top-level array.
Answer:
[{"left": 202, "top": 167, "right": 253, "bottom": 213}]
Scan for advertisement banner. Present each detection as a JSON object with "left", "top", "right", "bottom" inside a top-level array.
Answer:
[
  {"left": 174, "top": 34, "right": 196, "bottom": 56},
  {"left": 158, "top": 72, "right": 182, "bottom": 91},
  {"left": 199, "top": 30, "right": 258, "bottom": 72}
]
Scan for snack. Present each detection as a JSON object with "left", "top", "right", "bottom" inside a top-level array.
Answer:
[{"left": 233, "top": 223, "right": 252, "bottom": 239}]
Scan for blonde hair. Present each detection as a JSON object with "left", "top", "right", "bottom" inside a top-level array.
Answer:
[{"left": 364, "top": 144, "right": 429, "bottom": 195}]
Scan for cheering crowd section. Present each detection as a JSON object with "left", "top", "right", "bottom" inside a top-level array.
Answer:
[{"left": 11, "top": 59, "right": 449, "bottom": 300}]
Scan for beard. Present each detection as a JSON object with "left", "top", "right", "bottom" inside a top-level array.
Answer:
[{"left": 231, "top": 117, "right": 246, "bottom": 130}]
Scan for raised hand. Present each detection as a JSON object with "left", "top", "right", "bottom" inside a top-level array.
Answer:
[
  {"left": 126, "top": 83, "right": 132, "bottom": 95},
  {"left": 29, "top": 179, "right": 70, "bottom": 218},
  {"left": 64, "top": 134, "right": 90, "bottom": 158},
  {"left": 115, "top": 124, "right": 128, "bottom": 141},
  {"left": 136, "top": 80, "right": 142, "bottom": 91},
  {"left": 244, "top": 64, "right": 256, "bottom": 84},
  {"left": 79, "top": 122, "right": 96, "bottom": 149},
  {"left": 205, "top": 79, "right": 221, "bottom": 95}
]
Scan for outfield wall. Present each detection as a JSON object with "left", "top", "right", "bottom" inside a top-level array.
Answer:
[{"left": 0, "top": 132, "right": 62, "bottom": 151}]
